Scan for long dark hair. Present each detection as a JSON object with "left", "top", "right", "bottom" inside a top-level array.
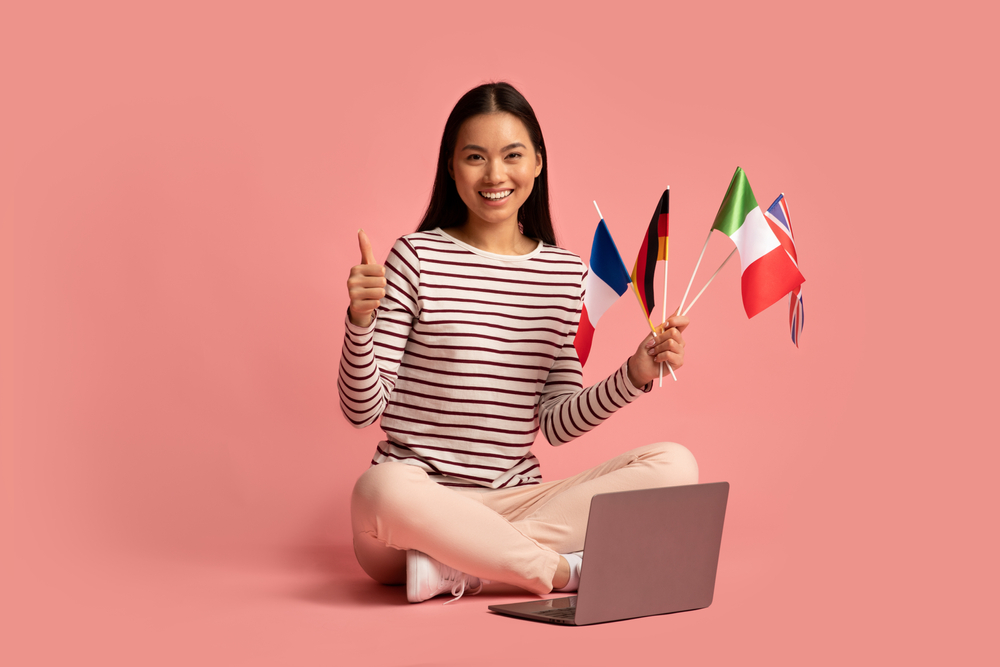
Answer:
[{"left": 416, "top": 82, "right": 556, "bottom": 246}]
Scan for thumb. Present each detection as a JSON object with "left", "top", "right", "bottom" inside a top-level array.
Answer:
[{"left": 358, "top": 229, "right": 376, "bottom": 265}]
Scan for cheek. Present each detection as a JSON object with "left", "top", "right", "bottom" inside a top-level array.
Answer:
[
  {"left": 453, "top": 168, "right": 479, "bottom": 205},
  {"left": 455, "top": 164, "right": 478, "bottom": 188},
  {"left": 451, "top": 167, "right": 470, "bottom": 191},
  {"left": 524, "top": 159, "right": 541, "bottom": 184},
  {"left": 517, "top": 165, "right": 538, "bottom": 191}
]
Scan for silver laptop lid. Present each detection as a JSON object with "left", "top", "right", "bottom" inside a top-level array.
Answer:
[{"left": 574, "top": 482, "right": 729, "bottom": 625}]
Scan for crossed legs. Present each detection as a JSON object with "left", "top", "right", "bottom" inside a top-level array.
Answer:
[{"left": 351, "top": 442, "right": 698, "bottom": 596}]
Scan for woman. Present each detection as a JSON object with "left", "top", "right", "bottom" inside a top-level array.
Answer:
[{"left": 341, "top": 81, "right": 697, "bottom": 603}]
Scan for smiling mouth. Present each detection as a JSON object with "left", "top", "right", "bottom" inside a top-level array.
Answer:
[{"left": 479, "top": 190, "right": 512, "bottom": 200}]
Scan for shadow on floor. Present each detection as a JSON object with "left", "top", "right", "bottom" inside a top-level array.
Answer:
[
  {"left": 297, "top": 576, "right": 410, "bottom": 607},
  {"left": 289, "top": 542, "right": 545, "bottom": 607}
]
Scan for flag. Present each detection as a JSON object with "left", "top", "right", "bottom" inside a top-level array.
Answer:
[
  {"left": 764, "top": 193, "right": 805, "bottom": 346},
  {"left": 789, "top": 287, "right": 804, "bottom": 346},
  {"left": 631, "top": 189, "right": 669, "bottom": 319},
  {"left": 575, "top": 220, "right": 632, "bottom": 366},
  {"left": 711, "top": 167, "right": 804, "bottom": 318}
]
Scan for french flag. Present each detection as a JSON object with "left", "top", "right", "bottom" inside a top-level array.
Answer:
[{"left": 575, "top": 220, "right": 633, "bottom": 366}]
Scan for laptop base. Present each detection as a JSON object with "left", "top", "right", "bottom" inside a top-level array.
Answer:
[{"left": 489, "top": 596, "right": 579, "bottom": 625}]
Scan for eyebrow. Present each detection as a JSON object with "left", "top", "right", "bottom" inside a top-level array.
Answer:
[{"left": 460, "top": 142, "right": 528, "bottom": 152}]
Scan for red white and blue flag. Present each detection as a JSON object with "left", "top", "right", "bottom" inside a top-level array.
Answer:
[
  {"left": 575, "top": 220, "right": 632, "bottom": 366},
  {"left": 764, "top": 194, "right": 804, "bottom": 346}
]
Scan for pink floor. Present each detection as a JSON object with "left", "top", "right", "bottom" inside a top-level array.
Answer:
[
  {"left": 4, "top": 423, "right": 994, "bottom": 667},
  {"left": 5, "top": 539, "right": 986, "bottom": 666}
]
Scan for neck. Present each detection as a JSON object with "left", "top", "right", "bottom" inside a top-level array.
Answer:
[{"left": 448, "top": 218, "right": 535, "bottom": 255}]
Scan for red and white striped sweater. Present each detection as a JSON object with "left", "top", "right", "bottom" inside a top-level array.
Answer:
[{"left": 338, "top": 228, "right": 649, "bottom": 488}]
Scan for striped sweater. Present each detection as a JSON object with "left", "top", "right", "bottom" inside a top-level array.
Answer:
[{"left": 338, "top": 228, "right": 650, "bottom": 488}]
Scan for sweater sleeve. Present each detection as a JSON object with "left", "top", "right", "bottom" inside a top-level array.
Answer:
[
  {"left": 537, "top": 266, "right": 651, "bottom": 446},
  {"left": 538, "top": 347, "right": 651, "bottom": 446},
  {"left": 337, "top": 237, "right": 421, "bottom": 428}
]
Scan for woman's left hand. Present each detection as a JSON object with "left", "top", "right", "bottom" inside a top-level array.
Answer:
[{"left": 627, "top": 313, "right": 689, "bottom": 388}]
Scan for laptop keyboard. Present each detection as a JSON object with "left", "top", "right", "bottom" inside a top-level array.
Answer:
[{"left": 537, "top": 607, "right": 577, "bottom": 620}]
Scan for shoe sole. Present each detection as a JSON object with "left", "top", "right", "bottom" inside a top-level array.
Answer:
[{"left": 405, "top": 550, "right": 425, "bottom": 603}]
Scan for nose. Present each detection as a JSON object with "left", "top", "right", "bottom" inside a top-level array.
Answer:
[{"left": 485, "top": 158, "right": 506, "bottom": 184}]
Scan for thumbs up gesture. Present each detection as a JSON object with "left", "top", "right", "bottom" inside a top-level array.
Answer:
[{"left": 347, "top": 229, "right": 386, "bottom": 327}]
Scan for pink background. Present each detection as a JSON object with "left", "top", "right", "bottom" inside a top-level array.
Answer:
[{"left": 2, "top": 1, "right": 997, "bottom": 665}]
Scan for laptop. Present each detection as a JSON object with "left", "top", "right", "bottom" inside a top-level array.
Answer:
[{"left": 488, "top": 481, "right": 729, "bottom": 625}]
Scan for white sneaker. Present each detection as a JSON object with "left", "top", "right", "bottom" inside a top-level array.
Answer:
[{"left": 406, "top": 550, "right": 484, "bottom": 604}]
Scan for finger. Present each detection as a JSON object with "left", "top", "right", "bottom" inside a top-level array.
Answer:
[
  {"left": 350, "top": 266, "right": 385, "bottom": 280},
  {"left": 663, "top": 314, "right": 689, "bottom": 332},
  {"left": 350, "top": 286, "right": 386, "bottom": 301},
  {"left": 348, "top": 271, "right": 387, "bottom": 288},
  {"left": 654, "top": 341, "right": 684, "bottom": 361},
  {"left": 648, "top": 337, "right": 682, "bottom": 357},
  {"left": 358, "top": 229, "right": 376, "bottom": 265},
  {"left": 650, "top": 326, "right": 682, "bottom": 346},
  {"left": 652, "top": 309, "right": 679, "bottom": 332},
  {"left": 667, "top": 326, "right": 684, "bottom": 343},
  {"left": 659, "top": 351, "right": 683, "bottom": 368},
  {"left": 350, "top": 299, "right": 381, "bottom": 313}
]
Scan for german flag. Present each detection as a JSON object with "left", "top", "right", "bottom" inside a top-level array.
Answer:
[{"left": 630, "top": 189, "right": 669, "bottom": 319}]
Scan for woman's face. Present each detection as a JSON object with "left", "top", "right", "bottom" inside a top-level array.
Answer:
[{"left": 448, "top": 112, "right": 543, "bottom": 231}]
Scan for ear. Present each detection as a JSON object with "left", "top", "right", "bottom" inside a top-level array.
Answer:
[
  {"left": 534, "top": 151, "right": 543, "bottom": 178},
  {"left": 448, "top": 156, "right": 455, "bottom": 179}
]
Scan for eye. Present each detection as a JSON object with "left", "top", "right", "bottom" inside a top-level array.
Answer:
[
  {"left": 506, "top": 152, "right": 522, "bottom": 160},
  {"left": 467, "top": 153, "right": 485, "bottom": 161}
]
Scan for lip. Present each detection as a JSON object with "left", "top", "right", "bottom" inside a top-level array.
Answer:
[{"left": 478, "top": 188, "right": 513, "bottom": 206}]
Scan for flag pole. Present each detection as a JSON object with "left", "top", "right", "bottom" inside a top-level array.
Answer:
[
  {"left": 628, "top": 280, "right": 677, "bottom": 382},
  {"left": 659, "top": 185, "right": 671, "bottom": 387},
  {"left": 682, "top": 248, "right": 737, "bottom": 316},
  {"left": 678, "top": 228, "right": 713, "bottom": 315},
  {"left": 594, "top": 200, "right": 676, "bottom": 383}
]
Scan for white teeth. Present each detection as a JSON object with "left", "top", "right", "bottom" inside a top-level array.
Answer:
[{"left": 480, "top": 190, "right": 512, "bottom": 200}]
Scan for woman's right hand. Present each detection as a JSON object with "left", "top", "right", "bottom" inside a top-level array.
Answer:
[
  {"left": 626, "top": 313, "right": 689, "bottom": 388},
  {"left": 347, "top": 229, "right": 386, "bottom": 327}
]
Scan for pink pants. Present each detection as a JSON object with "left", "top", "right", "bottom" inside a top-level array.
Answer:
[{"left": 351, "top": 441, "right": 699, "bottom": 595}]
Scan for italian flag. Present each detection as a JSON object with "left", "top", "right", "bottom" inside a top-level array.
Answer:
[{"left": 712, "top": 168, "right": 805, "bottom": 318}]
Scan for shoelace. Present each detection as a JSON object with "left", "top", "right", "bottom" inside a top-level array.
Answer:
[{"left": 442, "top": 570, "right": 483, "bottom": 605}]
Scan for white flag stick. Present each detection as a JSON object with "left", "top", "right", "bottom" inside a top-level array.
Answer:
[
  {"left": 682, "top": 248, "right": 737, "bottom": 317},
  {"left": 656, "top": 326, "right": 678, "bottom": 384},
  {"left": 660, "top": 260, "right": 675, "bottom": 384},
  {"left": 659, "top": 187, "right": 673, "bottom": 386},
  {"left": 658, "top": 264, "right": 671, "bottom": 387},
  {"left": 593, "top": 200, "right": 604, "bottom": 220},
  {"left": 678, "top": 228, "right": 713, "bottom": 315},
  {"left": 661, "top": 259, "right": 670, "bottom": 326}
]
